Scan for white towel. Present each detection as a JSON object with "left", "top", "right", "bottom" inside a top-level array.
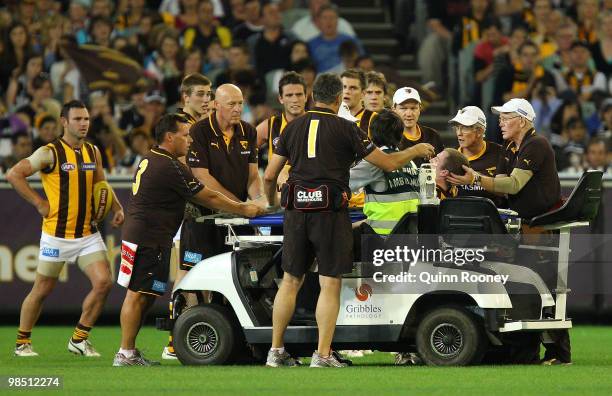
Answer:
[{"left": 118, "top": 241, "right": 138, "bottom": 288}]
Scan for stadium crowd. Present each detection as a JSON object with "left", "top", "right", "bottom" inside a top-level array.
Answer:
[{"left": 0, "top": 0, "right": 610, "bottom": 176}]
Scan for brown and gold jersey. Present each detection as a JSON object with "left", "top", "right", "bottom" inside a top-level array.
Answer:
[
  {"left": 398, "top": 124, "right": 445, "bottom": 167},
  {"left": 267, "top": 113, "right": 288, "bottom": 160},
  {"left": 457, "top": 141, "right": 505, "bottom": 206},
  {"left": 354, "top": 108, "right": 377, "bottom": 137},
  {"left": 40, "top": 139, "right": 98, "bottom": 239}
]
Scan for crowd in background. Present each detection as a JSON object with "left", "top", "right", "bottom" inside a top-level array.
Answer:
[{"left": 0, "top": 0, "right": 610, "bottom": 176}]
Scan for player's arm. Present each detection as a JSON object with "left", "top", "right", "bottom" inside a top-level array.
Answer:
[
  {"left": 93, "top": 146, "right": 124, "bottom": 226},
  {"left": 6, "top": 147, "right": 54, "bottom": 217},
  {"left": 256, "top": 119, "right": 269, "bottom": 147},
  {"left": 364, "top": 143, "right": 435, "bottom": 172},
  {"left": 247, "top": 163, "right": 265, "bottom": 202},
  {"left": 191, "top": 186, "right": 264, "bottom": 218},
  {"left": 263, "top": 153, "right": 288, "bottom": 208},
  {"left": 192, "top": 168, "right": 242, "bottom": 202}
]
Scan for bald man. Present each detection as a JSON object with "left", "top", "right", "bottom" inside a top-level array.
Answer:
[{"left": 181, "top": 84, "right": 263, "bottom": 282}]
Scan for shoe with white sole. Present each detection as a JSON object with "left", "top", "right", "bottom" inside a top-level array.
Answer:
[
  {"left": 68, "top": 339, "right": 101, "bottom": 357},
  {"left": 113, "top": 349, "right": 160, "bottom": 367},
  {"left": 161, "top": 346, "right": 177, "bottom": 360},
  {"left": 15, "top": 343, "right": 38, "bottom": 357}
]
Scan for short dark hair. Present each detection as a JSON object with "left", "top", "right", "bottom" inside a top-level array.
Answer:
[
  {"left": 180, "top": 73, "right": 211, "bottom": 96},
  {"left": 365, "top": 71, "right": 388, "bottom": 94},
  {"left": 482, "top": 17, "right": 502, "bottom": 32},
  {"left": 278, "top": 71, "right": 306, "bottom": 96},
  {"left": 370, "top": 110, "right": 403, "bottom": 148},
  {"left": 341, "top": 68, "right": 366, "bottom": 90},
  {"left": 441, "top": 148, "right": 469, "bottom": 176},
  {"left": 565, "top": 116, "right": 586, "bottom": 130},
  {"left": 61, "top": 100, "right": 87, "bottom": 119},
  {"left": 11, "top": 131, "right": 31, "bottom": 146},
  {"left": 338, "top": 40, "right": 359, "bottom": 59},
  {"left": 154, "top": 113, "right": 190, "bottom": 144},
  {"left": 316, "top": 3, "right": 338, "bottom": 18},
  {"left": 291, "top": 59, "right": 316, "bottom": 74},
  {"left": 312, "top": 73, "right": 342, "bottom": 104},
  {"left": 587, "top": 136, "right": 609, "bottom": 152}
]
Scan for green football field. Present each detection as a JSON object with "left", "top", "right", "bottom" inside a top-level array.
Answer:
[{"left": 1, "top": 326, "right": 612, "bottom": 395}]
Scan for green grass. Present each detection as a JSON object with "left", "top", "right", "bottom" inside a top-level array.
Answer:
[{"left": 1, "top": 326, "right": 611, "bottom": 395}]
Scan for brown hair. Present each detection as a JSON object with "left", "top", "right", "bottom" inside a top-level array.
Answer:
[{"left": 441, "top": 148, "right": 469, "bottom": 176}]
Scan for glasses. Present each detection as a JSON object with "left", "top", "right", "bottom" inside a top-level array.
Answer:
[{"left": 499, "top": 115, "right": 520, "bottom": 125}]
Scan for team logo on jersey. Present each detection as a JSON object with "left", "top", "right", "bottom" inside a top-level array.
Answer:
[
  {"left": 240, "top": 140, "right": 248, "bottom": 149},
  {"left": 486, "top": 166, "right": 496, "bottom": 176},
  {"left": 523, "top": 159, "right": 531, "bottom": 166},
  {"left": 272, "top": 137, "right": 280, "bottom": 148},
  {"left": 61, "top": 162, "right": 76, "bottom": 172},
  {"left": 210, "top": 142, "right": 219, "bottom": 149},
  {"left": 41, "top": 247, "right": 60, "bottom": 258},
  {"left": 81, "top": 162, "right": 96, "bottom": 171}
]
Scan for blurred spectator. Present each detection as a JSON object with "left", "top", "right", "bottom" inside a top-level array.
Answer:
[
  {"left": 287, "top": 40, "right": 311, "bottom": 70},
  {"left": 0, "top": 130, "right": 32, "bottom": 174},
  {"left": 473, "top": 18, "right": 508, "bottom": 107},
  {"left": 215, "top": 42, "right": 251, "bottom": 86},
  {"left": 418, "top": 0, "right": 470, "bottom": 94},
  {"left": 550, "top": 96, "right": 583, "bottom": 143},
  {"left": 356, "top": 54, "right": 375, "bottom": 72},
  {"left": 145, "top": 32, "right": 183, "bottom": 84},
  {"left": 32, "top": 113, "right": 59, "bottom": 151},
  {"left": 541, "top": 21, "right": 578, "bottom": 74},
  {"left": 591, "top": 12, "right": 612, "bottom": 83},
  {"left": 585, "top": 136, "right": 610, "bottom": 173},
  {"left": 223, "top": 0, "right": 247, "bottom": 30},
  {"left": 558, "top": 41, "right": 607, "bottom": 101},
  {"left": 596, "top": 98, "right": 612, "bottom": 140},
  {"left": 15, "top": 73, "right": 59, "bottom": 125},
  {"left": 498, "top": 41, "right": 556, "bottom": 102},
  {"left": 91, "top": 0, "right": 114, "bottom": 19},
  {"left": 87, "top": 91, "right": 128, "bottom": 171},
  {"left": 134, "top": 90, "right": 167, "bottom": 139},
  {"left": 183, "top": 48, "right": 204, "bottom": 76},
  {"left": 307, "top": 4, "right": 363, "bottom": 73},
  {"left": 182, "top": 0, "right": 232, "bottom": 53},
  {"left": 526, "top": 0, "right": 552, "bottom": 38},
  {"left": 203, "top": 40, "right": 228, "bottom": 78},
  {"left": 161, "top": 0, "right": 200, "bottom": 30},
  {"left": 116, "top": 0, "right": 147, "bottom": 39},
  {"left": 0, "top": 113, "right": 28, "bottom": 158},
  {"left": 119, "top": 85, "right": 148, "bottom": 136},
  {"left": 232, "top": 0, "right": 263, "bottom": 43},
  {"left": 576, "top": 0, "right": 599, "bottom": 44},
  {"left": 333, "top": 40, "right": 361, "bottom": 72},
  {"left": 69, "top": 0, "right": 90, "bottom": 45},
  {"left": 251, "top": 2, "right": 294, "bottom": 78},
  {"left": 292, "top": 0, "right": 356, "bottom": 42},
  {"left": 88, "top": 16, "right": 113, "bottom": 48},
  {"left": 17, "top": 0, "right": 40, "bottom": 40},
  {"left": 40, "top": 14, "right": 69, "bottom": 70},
  {"left": 532, "top": 8, "right": 563, "bottom": 60},
  {"left": 5, "top": 55, "right": 44, "bottom": 111},
  {"left": 118, "top": 129, "right": 153, "bottom": 174},
  {"left": 0, "top": 22, "right": 34, "bottom": 95},
  {"left": 556, "top": 116, "right": 588, "bottom": 173},
  {"left": 452, "top": 0, "right": 492, "bottom": 106}
]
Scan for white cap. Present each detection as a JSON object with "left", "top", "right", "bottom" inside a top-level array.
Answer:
[
  {"left": 491, "top": 98, "right": 536, "bottom": 122},
  {"left": 449, "top": 106, "right": 487, "bottom": 128},
  {"left": 337, "top": 101, "right": 358, "bottom": 122},
  {"left": 393, "top": 87, "right": 421, "bottom": 105}
]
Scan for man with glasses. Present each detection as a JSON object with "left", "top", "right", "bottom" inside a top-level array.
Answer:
[
  {"left": 449, "top": 106, "right": 504, "bottom": 205},
  {"left": 448, "top": 98, "right": 568, "bottom": 365}
]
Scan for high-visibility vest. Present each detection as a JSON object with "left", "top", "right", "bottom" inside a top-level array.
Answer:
[{"left": 363, "top": 148, "right": 420, "bottom": 235}]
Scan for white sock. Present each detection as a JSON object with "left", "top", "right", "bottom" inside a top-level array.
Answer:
[
  {"left": 271, "top": 347, "right": 285, "bottom": 354},
  {"left": 119, "top": 348, "right": 135, "bottom": 358}
]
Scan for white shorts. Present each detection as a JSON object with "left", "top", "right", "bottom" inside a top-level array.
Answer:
[{"left": 39, "top": 232, "right": 107, "bottom": 264}]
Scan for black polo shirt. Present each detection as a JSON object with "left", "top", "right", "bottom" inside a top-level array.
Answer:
[
  {"left": 457, "top": 140, "right": 506, "bottom": 206},
  {"left": 274, "top": 107, "right": 375, "bottom": 192},
  {"left": 122, "top": 147, "right": 204, "bottom": 248},
  {"left": 497, "top": 129, "right": 560, "bottom": 219},
  {"left": 398, "top": 124, "right": 445, "bottom": 167},
  {"left": 187, "top": 112, "right": 258, "bottom": 201}
]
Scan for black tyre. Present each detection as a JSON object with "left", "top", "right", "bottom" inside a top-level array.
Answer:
[
  {"left": 173, "top": 305, "right": 239, "bottom": 365},
  {"left": 416, "top": 306, "right": 487, "bottom": 366}
]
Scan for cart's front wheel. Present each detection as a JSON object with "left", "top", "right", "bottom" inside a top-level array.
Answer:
[
  {"left": 416, "top": 306, "right": 487, "bottom": 366},
  {"left": 173, "top": 305, "right": 239, "bottom": 365}
]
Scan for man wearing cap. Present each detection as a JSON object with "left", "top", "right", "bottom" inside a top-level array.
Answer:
[
  {"left": 449, "top": 106, "right": 504, "bottom": 205},
  {"left": 393, "top": 87, "right": 444, "bottom": 167},
  {"left": 448, "top": 98, "right": 569, "bottom": 365}
]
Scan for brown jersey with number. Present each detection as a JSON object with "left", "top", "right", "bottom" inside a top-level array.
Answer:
[{"left": 122, "top": 147, "right": 204, "bottom": 248}]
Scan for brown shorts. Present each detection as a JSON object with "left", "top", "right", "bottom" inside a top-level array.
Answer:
[
  {"left": 282, "top": 209, "right": 353, "bottom": 278},
  {"left": 128, "top": 245, "right": 172, "bottom": 297}
]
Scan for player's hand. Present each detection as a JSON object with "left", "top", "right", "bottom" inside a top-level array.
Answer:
[
  {"left": 448, "top": 165, "right": 475, "bottom": 186},
  {"left": 111, "top": 208, "right": 125, "bottom": 227},
  {"left": 410, "top": 143, "right": 435, "bottom": 159},
  {"left": 241, "top": 202, "right": 265, "bottom": 218},
  {"left": 36, "top": 200, "right": 50, "bottom": 218}
]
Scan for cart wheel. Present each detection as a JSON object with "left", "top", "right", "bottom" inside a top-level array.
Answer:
[
  {"left": 416, "top": 306, "right": 487, "bottom": 366},
  {"left": 173, "top": 305, "right": 239, "bottom": 365}
]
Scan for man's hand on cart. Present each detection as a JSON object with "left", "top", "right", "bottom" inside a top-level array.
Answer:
[{"left": 240, "top": 202, "right": 266, "bottom": 218}]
